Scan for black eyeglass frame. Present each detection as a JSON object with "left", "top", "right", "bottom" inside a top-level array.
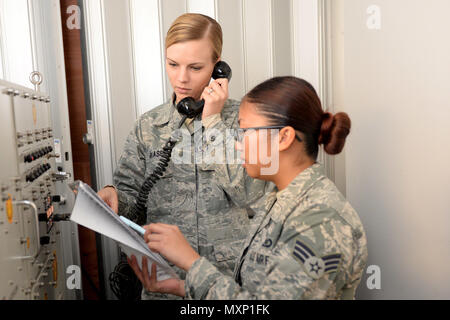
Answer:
[{"left": 234, "top": 126, "right": 302, "bottom": 142}]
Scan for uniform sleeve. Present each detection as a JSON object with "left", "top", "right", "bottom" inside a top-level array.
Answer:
[
  {"left": 113, "top": 119, "right": 147, "bottom": 219},
  {"left": 199, "top": 109, "right": 269, "bottom": 208},
  {"left": 185, "top": 219, "right": 353, "bottom": 300}
]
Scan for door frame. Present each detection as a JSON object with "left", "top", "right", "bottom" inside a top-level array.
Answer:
[
  {"left": 79, "top": 0, "right": 120, "bottom": 300},
  {"left": 292, "top": 0, "right": 335, "bottom": 184}
]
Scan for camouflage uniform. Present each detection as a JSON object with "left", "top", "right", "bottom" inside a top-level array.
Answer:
[
  {"left": 185, "top": 163, "right": 368, "bottom": 299},
  {"left": 113, "top": 97, "right": 269, "bottom": 299}
]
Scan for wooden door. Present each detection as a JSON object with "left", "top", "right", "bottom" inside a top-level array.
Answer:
[{"left": 59, "top": 0, "right": 102, "bottom": 300}]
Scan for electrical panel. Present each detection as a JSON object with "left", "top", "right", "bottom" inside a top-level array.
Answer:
[{"left": 0, "top": 79, "right": 81, "bottom": 300}]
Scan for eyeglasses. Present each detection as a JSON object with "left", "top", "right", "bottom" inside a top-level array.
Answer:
[{"left": 233, "top": 126, "right": 302, "bottom": 143}]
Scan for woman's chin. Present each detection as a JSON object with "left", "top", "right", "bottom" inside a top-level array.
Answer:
[{"left": 243, "top": 165, "right": 260, "bottom": 179}]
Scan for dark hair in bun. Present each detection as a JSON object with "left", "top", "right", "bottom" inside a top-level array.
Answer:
[
  {"left": 319, "top": 112, "right": 351, "bottom": 155},
  {"left": 243, "top": 76, "right": 351, "bottom": 159}
]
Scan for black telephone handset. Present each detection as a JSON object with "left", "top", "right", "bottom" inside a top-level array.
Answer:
[
  {"left": 176, "top": 61, "right": 232, "bottom": 119},
  {"left": 127, "top": 62, "right": 232, "bottom": 224}
]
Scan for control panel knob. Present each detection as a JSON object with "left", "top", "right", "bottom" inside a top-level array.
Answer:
[{"left": 40, "top": 236, "right": 50, "bottom": 245}]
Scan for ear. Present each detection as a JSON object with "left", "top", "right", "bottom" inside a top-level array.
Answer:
[{"left": 278, "top": 126, "right": 297, "bottom": 152}]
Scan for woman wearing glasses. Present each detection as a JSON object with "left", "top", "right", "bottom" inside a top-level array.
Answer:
[{"left": 129, "top": 76, "right": 368, "bottom": 299}]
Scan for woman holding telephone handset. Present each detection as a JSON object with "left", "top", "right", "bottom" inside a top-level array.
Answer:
[{"left": 97, "top": 14, "right": 268, "bottom": 299}]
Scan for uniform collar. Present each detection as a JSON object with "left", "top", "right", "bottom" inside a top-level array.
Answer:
[
  {"left": 152, "top": 95, "right": 176, "bottom": 126},
  {"left": 266, "top": 163, "right": 326, "bottom": 222}
]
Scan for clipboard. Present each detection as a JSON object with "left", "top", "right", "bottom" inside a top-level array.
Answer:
[{"left": 69, "top": 181, "right": 178, "bottom": 280}]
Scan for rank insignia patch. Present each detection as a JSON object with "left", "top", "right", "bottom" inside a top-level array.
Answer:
[{"left": 292, "top": 238, "right": 342, "bottom": 279}]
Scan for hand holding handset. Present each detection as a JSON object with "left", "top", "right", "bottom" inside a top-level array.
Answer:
[{"left": 176, "top": 61, "right": 232, "bottom": 118}]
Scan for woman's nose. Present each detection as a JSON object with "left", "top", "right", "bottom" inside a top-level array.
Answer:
[{"left": 178, "top": 67, "right": 189, "bottom": 83}]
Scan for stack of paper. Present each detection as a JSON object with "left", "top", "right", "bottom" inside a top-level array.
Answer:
[{"left": 69, "top": 181, "right": 178, "bottom": 281}]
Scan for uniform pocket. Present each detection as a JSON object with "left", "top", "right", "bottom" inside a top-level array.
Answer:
[
  {"left": 211, "top": 239, "right": 245, "bottom": 277},
  {"left": 148, "top": 174, "right": 188, "bottom": 214},
  {"left": 213, "top": 241, "right": 240, "bottom": 262},
  {"left": 208, "top": 223, "right": 249, "bottom": 263}
]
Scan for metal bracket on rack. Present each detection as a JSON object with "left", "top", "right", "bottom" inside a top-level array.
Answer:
[{"left": 29, "top": 71, "right": 43, "bottom": 92}]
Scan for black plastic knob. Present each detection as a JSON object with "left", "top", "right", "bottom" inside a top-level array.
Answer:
[{"left": 40, "top": 236, "right": 50, "bottom": 245}]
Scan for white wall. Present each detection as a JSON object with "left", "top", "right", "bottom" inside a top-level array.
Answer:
[
  {"left": 332, "top": 0, "right": 450, "bottom": 299},
  {"left": 0, "top": 0, "right": 35, "bottom": 88},
  {"left": 103, "top": 0, "right": 137, "bottom": 170}
]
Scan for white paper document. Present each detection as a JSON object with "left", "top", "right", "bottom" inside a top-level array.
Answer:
[{"left": 69, "top": 181, "right": 178, "bottom": 281}]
